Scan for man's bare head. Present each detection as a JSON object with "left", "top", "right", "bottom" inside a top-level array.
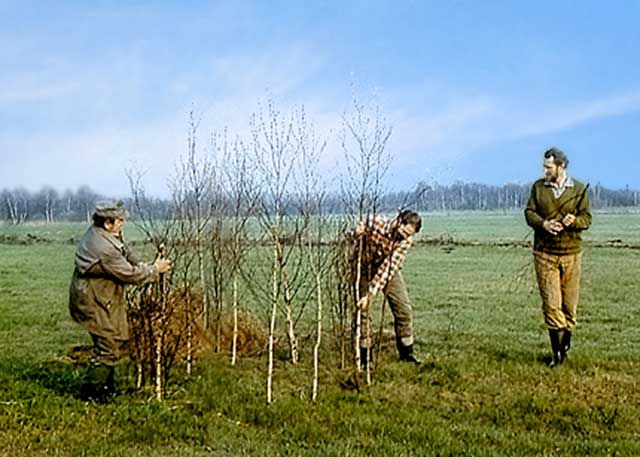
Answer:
[
  {"left": 397, "top": 210, "right": 421, "bottom": 239},
  {"left": 543, "top": 147, "right": 569, "bottom": 183}
]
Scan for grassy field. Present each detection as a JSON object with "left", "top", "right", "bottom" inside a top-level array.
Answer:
[
  {"left": 1, "top": 209, "right": 639, "bottom": 245},
  {"left": 1, "top": 212, "right": 640, "bottom": 456}
]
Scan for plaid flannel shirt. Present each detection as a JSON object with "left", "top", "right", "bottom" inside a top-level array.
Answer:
[{"left": 356, "top": 215, "right": 414, "bottom": 297}]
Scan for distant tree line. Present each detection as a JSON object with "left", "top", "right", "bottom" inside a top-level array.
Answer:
[
  {"left": 0, "top": 185, "right": 106, "bottom": 224},
  {"left": 1, "top": 181, "right": 638, "bottom": 224},
  {"left": 388, "top": 181, "right": 640, "bottom": 212}
]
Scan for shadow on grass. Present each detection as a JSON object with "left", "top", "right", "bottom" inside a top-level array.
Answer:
[
  {"left": 0, "top": 353, "right": 90, "bottom": 402},
  {"left": 17, "top": 360, "right": 84, "bottom": 398},
  {"left": 476, "top": 343, "right": 590, "bottom": 370},
  {"left": 474, "top": 343, "right": 555, "bottom": 367}
]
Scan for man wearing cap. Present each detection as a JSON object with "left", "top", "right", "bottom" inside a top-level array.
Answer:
[
  {"left": 525, "top": 148, "right": 591, "bottom": 368},
  {"left": 69, "top": 200, "right": 171, "bottom": 402}
]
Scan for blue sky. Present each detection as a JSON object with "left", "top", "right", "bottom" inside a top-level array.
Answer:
[{"left": 1, "top": 1, "right": 639, "bottom": 196}]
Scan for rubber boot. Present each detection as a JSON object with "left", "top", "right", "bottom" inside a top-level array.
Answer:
[
  {"left": 360, "top": 347, "right": 370, "bottom": 370},
  {"left": 105, "top": 365, "right": 117, "bottom": 397},
  {"left": 397, "top": 341, "right": 422, "bottom": 365},
  {"left": 561, "top": 329, "right": 572, "bottom": 355},
  {"left": 80, "top": 363, "right": 115, "bottom": 403},
  {"left": 548, "top": 329, "right": 563, "bottom": 368}
]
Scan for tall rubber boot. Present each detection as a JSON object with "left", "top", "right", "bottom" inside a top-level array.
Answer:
[
  {"left": 561, "top": 329, "right": 572, "bottom": 355},
  {"left": 105, "top": 365, "right": 116, "bottom": 398},
  {"left": 548, "top": 329, "right": 563, "bottom": 368},
  {"left": 80, "top": 363, "right": 115, "bottom": 403},
  {"left": 360, "top": 347, "right": 370, "bottom": 370}
]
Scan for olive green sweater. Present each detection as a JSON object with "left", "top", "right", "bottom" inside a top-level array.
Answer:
[{"left": 525, "top": 178, "right": 592, "bottom": 255}]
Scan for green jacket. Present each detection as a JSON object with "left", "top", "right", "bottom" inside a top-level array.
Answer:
[
  {"left": 69, "top": 226, "right": 159, "bottom": 340},
  {"left": 525, "top": 178, "right": 592, "bottom": 255}
]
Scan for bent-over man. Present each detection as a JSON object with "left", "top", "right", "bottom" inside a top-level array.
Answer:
[
  {"left": 69, "top": 200, "right": 171, "bottom": 402},
  {"left": 525, "top": 148, "right": 591, "bottom": 367},
  {"left": 355, "top": 210, "right": 422, "bottom": 365}
]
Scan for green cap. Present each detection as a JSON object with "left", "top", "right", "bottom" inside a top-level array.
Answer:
[{"left": 94, "top": 200, "right": 128, "bottom": 219}]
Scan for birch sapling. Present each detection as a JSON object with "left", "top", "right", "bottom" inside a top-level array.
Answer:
[{"left": 155, "top": 243, "right": 168, "bottom": 401}]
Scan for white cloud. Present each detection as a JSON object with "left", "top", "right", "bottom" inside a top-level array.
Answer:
[
  {"left": 509, "top": 89, "right": 640, "bottom": 138},
  {"left": 0, "top": 118, "right": 184, "bottom": 196},
  {"left": 383, "top": 86, "right": 640, "bottom": 168},
  {"left": 335, "top": 84, "right": 640, "bottom": 186},
  {"left": 0, "top": 41, "right": 345, "bottom": 196}
]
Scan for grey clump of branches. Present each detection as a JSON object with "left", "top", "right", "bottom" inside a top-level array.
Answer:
[
  {"left": 201, "top": 131, "right": 233, "bottom": 353},
  {"left": 335, "top": 87, "right": 393, "bottom": 385},
  {"left": 249, "top": 99, "right": 308, "bottom": 404},
  {"left": 289, "top": 106, "right": 335, "bottom": 401},
  {"left": 340, "top": 89, "right": 392, "bottom": 218},
  {"left": 172, "top": 111, "right": 216, "bottom": 331},
  {"left": 221, "top": 136, "right": 260, "bottom": 366},
  {"left": 126, "top": 169, "right": 202, "bottom": 400}
]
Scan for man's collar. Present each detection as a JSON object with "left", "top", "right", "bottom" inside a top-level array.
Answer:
[
  {"left": 544, "top": 176, "right": 574, "bottom": 188},
  {"left": 96, "top": 226, "right": 124, "bottom": 249}
]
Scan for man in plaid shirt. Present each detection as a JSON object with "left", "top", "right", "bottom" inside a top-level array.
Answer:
[{"left": 355, "top": 209, "right": 422, "bottom": 365}]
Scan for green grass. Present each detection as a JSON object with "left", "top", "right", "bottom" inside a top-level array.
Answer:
[
  {"left": 424, "top": 209, "right": 640, "bottom": 244},
  {"left": 1, "top": 214, "right": 640, "bottom": 456},
  {"left": 2, "top": 209, "right": 639, "bottom": 245}
]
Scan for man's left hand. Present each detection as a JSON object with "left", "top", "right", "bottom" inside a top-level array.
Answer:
[
  {"left": 357, "top": 295, "right": 370, "bottom": 312},
  {"left": 562, "top": 213, "right": 576, "bottom": 227}
]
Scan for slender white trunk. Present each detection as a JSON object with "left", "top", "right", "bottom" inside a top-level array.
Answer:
[
  {"left": 283, "top": 270, "right": 298, "bottom": 365},
  {"left": 365, "top": 312, "right": 371, "bottom": 386},
  {"left": 155, "top": 332, "right": 163, "bottom": 400},
  {"left": 231, "top": 273, "right": 239, "bottom": 366},
  {"left": 285, "top": 305, "right": 298, "bottom": 364},
  {"left": 136, "top": 362, "right": 143, "bottom": 389},
  {"left": 267, "top": 242, "right": 279, "bottom": 404},
  {"left": 186, "top": 302, "right": 193, "bottom": 376},
  {"left": 197, "top": 231, "right": 209, "bottom": 329},
  {"left": 354, "top": 238, "right": 363, "bottom": 371},
  {"left": 355, "top": 309, "right": 362, "bottom": 371},
  {"left": 156, "top": 255, "right": 168, "bottom": 401},
  {"left": 44, "top": 197, "right": 53, "bottom": 223},
  {"left": 6, "top": 198, "right": 17, "bottom": 225},
  {"left": 312, "top": 271, "right": 322, "bottom": 401}
]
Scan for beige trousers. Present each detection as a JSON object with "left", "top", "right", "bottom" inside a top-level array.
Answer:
[
  {"left": 90, "top": 333, "right": 129, "bottom": 366},
  {"left": 360, "top": 271, "right": 414, "bottom": 348},
  {"left": 533, "top": 251, "right": 583, "bottom": 330}
]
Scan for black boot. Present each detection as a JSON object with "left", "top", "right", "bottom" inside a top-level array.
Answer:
[
  {"left": 561, "top": 329, "right": 572, "bottom": 355},
  {"left": 105, "top": 365, "right": 117, "bottom": 397},
  {"left": 548, "top": 329, "right": 563, "bottom": 368},
  {"left": 398, "top": 343, "right": 422, "bottom": 365},
  {"left": 80, "top": 363, "right": 115, "bottom": 403},
  {"left": 360, "top": 347, "right": 370, "bottom": 370}
]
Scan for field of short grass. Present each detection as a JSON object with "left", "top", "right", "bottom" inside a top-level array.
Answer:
[{"left": 1, "top": 212, "right": 639, "bottom": 456}]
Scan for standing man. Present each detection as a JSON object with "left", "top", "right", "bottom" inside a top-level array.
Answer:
[
  {"left": 69, "top": 200, "right": 171, "bottom": 402},
  {"left": 525, "top": 148, "right": 591, "bottom": 367},
  {"left": 355, "top": 210, "right": 422, "bottom": 365}
]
